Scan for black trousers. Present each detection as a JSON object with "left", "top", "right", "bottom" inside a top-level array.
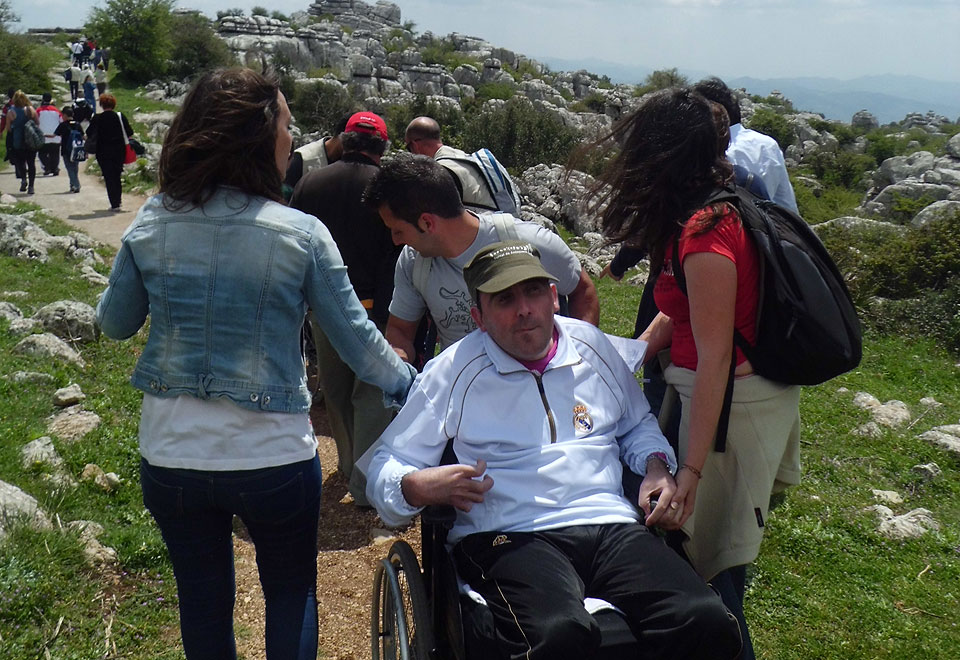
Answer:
[
  {"left": 12, "top": 148, "right": 36, "bottom": 186},
  {"left": 453, "top": 523, "right": 741, "bottom": 660},
  {"left": 97, "top": 154, "right": 123, "bottom": 208},
  {"left": 40, "top": 143, "right": 60, "bottom": 173}
]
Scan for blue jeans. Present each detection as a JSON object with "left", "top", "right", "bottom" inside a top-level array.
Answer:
[
  {"left": 63, "top": 159, "right": 80, "bottom": 190},
  {"left": 140, "top": 456, "right": 322, "bottom": 660}
]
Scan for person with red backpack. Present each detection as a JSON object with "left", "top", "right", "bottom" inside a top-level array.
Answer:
[{"left": 592, "top": 88, "right": 802, "bottom": 660}]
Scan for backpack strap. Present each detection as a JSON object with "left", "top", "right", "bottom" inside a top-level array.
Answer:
[
  {"left": 412, "top": 251, "right": 432, "bottom": 296},
  {"left": 490, "top": 212, "right": 519, "bottom": 241},
  {"left": 672, "top": 232, "right": 737, "bottom": 454}
]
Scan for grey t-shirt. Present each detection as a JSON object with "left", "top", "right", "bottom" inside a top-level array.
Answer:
[{"left": 389, "top": 214, "right": 582, "bottom": 350}]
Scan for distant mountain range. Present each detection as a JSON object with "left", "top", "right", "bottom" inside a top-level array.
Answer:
[{"left": 537, "top": 57, "right": 960, "bottom": 125}]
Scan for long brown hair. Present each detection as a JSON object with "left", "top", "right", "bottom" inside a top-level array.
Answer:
[
  {"left": 158, "top": 68, "right": 283, "bottom": 209},
  {"left": 587, "top": 87, "right": 733, "bottom": 271}
]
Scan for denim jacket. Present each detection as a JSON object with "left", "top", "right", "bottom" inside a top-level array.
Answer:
[{"left": 97, "top": 187, "right": 416, "bottom": 413}]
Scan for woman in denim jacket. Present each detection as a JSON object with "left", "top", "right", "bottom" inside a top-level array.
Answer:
[{"left": 97, "top": 68, "right": 416, "bottom": 660}]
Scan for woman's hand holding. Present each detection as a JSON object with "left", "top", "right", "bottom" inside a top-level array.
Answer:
[{"left": 668, "top": 465, "right": 701, "bottom": 529}]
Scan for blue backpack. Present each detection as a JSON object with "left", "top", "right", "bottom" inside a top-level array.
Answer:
[{"left": 69, "top": 128, "right": 87, "bottom": 163}]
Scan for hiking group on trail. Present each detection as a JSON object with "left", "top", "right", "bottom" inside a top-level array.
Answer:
[
  {"left": 6, "top": 51, "right": 860, "bottom": 658},
  {"left": 2, "top": 44, "right": 144, "bottom": 212}
]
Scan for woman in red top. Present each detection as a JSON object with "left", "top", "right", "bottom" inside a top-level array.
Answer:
[{"left": 592, "top": 88, "right": 801, "bottom": 659}]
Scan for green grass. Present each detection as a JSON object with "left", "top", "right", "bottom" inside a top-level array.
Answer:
[
  {"left": 0, "top": 206, "right": 181, "bottom": 659},
  {"left": 2, "top": 202, "right": 959, "bottom": 658},
  {"left": 104, "top": 68, "right": 180, "bottom": 137},
  {"left": 749, "top": 331, "right": 960, "bottom": 658}
]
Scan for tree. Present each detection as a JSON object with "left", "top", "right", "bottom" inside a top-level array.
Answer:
[
  {"left": 86, "top": 0, "right": 174, "bottom": 84},
  {"left": 167, "top": 12, "right": 235, "bottom": 80},
  {"left": 643, "top": 68, "right": 688, "bottom": 91},
  {"left": 0, "top": 1, "right": 58, "bottom": 94},
  {"left": 463, "top": 97, "right": 579, "bottom": 171}
]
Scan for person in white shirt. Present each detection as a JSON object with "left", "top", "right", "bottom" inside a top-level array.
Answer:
[
  {"left": 364, "top": 240, "right": 741, "bottom": 660},
  {"left": 694, "top": 77, "right": 798, "bottom": 213}
]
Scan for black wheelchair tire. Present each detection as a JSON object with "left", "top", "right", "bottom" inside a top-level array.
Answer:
[{"left": 371, "top": 540, "right": 435, "bottom": 660}]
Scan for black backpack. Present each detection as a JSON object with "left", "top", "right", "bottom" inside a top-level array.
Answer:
[{"left": 673, "top": 184, "right": 862, "bottom": 450}]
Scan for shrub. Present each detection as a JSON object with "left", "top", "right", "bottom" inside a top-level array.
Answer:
[
  {"left": 806, "top": 151, "right": 875, "bottom": 189},
  {"left": 86, "top": 0, "right": 174, "bottom": 84},
  {"left": 570, "top": 92, "right": 606, "bottom": 114},
  {"left": 0, "top": 31, "right": 58, "bottom": 94},
  {"left": 821, "top": 209, "right": 960, "bottom": 300},
  {"left": 288, "top": 80, "right": 356, "bottom": 135},
  {"left": 250, "top": 6, "right": 268, "bottom": 16},
  {"left": 270, "top": 11, "right": 289, "bottom": 22},
  {"left": 869, "top": 278, "right": 960, "bottom": 354},
  {"left": 889, "top": 192, "right": 935, "bottom": 225},
  {"left": 382, "top": 94, "right": 465, "bottom": 151},
  {"left": 167, "top": 12, "right": 235, "bottom": 81},
  {"left": 474, "top": 82, "right": 515, "bottom": 103},
  {"left": 462, "top": 97, "right": 579, "bottom": 172},
  {"left": 793, "top": 184, "right": 861, "bottom": 225},
  {"left": 865, "top": 131, "right": 898, "bottom": 165},
  {"left": 747, "top": 107, "right": 795, "bottom": 150}
]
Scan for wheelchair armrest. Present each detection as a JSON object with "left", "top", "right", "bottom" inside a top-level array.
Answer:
[{"left": 422, "top": 504, "right": 457, "bottom": 529}]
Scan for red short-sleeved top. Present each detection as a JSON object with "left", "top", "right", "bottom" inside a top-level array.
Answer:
[{"left": 654, "top": 203, "right": 760, "bottom": 371}]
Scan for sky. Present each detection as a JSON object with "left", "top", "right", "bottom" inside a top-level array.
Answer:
[{"left": 12, "top": 0, "right": 960, "bottom": 84}]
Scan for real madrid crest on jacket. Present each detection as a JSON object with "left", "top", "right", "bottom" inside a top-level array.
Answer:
[{"left": 573, "top": 403, "right": 594, "bottom": 434}]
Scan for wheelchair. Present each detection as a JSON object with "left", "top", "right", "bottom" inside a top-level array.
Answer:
[{"left": 371, "top": 468, "right": 652, "bottom": 660}]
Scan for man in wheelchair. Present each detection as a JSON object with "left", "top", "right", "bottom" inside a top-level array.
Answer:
[{"left": 365, "top": 241, "right": 742, "bottom": 660}]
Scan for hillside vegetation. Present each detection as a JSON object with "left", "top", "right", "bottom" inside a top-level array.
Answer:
[{"left": 3, "top": 9, "right": 959, "bottom": 659}]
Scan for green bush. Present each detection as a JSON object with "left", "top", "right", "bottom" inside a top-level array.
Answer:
[
  {"left": 288, "top": 80, "right": 356, "bottom": 135},
  {"left": 0, "top": 31, "right": 59, "bottom": 94},
  {"left": 462, "top": 96, "right": 579, "bottom": 172},
  {"left": 889, "top": 192, "right": 935, "bottom": 225},
  {"left": 820, "top": 209, "right": 960, "bottom": 301},
  {"left": 270, "top": 10, "right": 289, "bottom": 22},
  {"left": 87, "top": 0, "right": 174, "bottom": 85},
  {"left": 816, "top": 210, "right": 960, "bottom": 352},
  {"left": 806, "top": 151, "right": 876, "bottom": 189},
  {"left": 474, "top": 82, "right": 516, "bottom": 103},
  {"left": 570, "top": 92, "right": 606, "bottom": 114},
  {"left": 747, "top": 107, "right": 795, "bottom": 150},
  {"left": 793, "top": 183, "right": 861, "bottom": 225},
  {"left": 251, "top": 6, "right": 268, "bottom": 16},
  {"left": 865, "top": 131, "right": 898, "bottom": 165},
  {"left": 167, "top": 12, "right": 235, "bottom": 81},
  {"left": 382, "top": 95, "right": 465, "bottom": 151}
]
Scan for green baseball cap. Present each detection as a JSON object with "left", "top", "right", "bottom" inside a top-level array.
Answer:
[{"left": 463, "top": 240, "right": 558, "bottom": 304}]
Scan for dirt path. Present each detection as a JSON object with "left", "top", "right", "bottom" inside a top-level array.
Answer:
[
  {"left": 1, "top": 159, "right": 144, "bottom": 246},
  {"left": 4, "top": 122, "right": 413, "bottom": 658}
]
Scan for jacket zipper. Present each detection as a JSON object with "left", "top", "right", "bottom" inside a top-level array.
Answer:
[{"left": 534, "top": 373, "right": 557, "bottom": 444}]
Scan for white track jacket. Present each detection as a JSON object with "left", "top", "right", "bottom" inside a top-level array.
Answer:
[{"left": 365, "top": 317, "right": 677, "bottom": 544}]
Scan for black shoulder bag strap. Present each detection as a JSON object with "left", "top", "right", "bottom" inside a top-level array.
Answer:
[{"left": 672, "top": 236, "right": 736, "bottom": 453}]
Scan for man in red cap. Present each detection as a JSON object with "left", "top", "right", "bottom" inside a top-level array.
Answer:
[{"left": 289, "top": 111, "right": 399, "bottom": 507}]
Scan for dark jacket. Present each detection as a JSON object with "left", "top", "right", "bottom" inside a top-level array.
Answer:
[
  {"left": 289, "top": 151, "right": 400, "bottom": 325},
  {"left": 54, "top": 120, "right": 84, "bottom": 158},
  {"left": 87, "top": 110, "right": 132, "bottom": 161}
]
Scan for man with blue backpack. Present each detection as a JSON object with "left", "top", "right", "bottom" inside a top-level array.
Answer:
[{"left": 405, "top": 116, "right": 522, "bottom": 215}]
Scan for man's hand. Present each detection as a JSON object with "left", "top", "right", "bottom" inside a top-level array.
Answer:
[
  {"left": 638, "top": 457, "right": 681, "bottom": 529},
  {"left": 401, "top": 460, "right": 494, "bottom": 512}
]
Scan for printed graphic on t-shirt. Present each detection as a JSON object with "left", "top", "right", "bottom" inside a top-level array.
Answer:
[{"left": 437, "top": 287, "right": 476, "bottom": 336}]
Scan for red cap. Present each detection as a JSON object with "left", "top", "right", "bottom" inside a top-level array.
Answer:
[{"left": 344, "top": 111, "right": 388, "bottom": 141}]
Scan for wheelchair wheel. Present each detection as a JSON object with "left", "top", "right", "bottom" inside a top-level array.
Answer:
[{"left": 372, "top": 540, "right": 435, "bottom": 660}]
